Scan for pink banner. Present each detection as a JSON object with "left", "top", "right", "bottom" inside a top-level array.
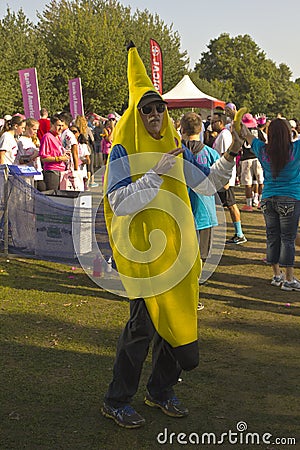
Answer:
[
  {"left": 18, "top": 68, "right": 41, "bottom": 119},
  {"left": 150, "top": 39, "right": 163, "bottom": 94},
  {"left": 68, "top": 78, "right": 84, "bottom": 118}
]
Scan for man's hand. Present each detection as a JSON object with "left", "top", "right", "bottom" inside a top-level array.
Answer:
[
  {"left": 229, "top": 128, "right": 244, "bottom": 154},
  {"left": 152, "top": 148, "right": 184, "bottom": 175},
  {"left": 60, "top": 154, "right": 71, "bottom": 162},
  {"left": 234, "top": 123, "right": 255, "bottom": 145}
]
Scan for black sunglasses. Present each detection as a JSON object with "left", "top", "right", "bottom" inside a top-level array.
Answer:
[
  {"left": 139, "top": 103, "right": 166, "bottom": 115},
  {"left": 70, "top": 129, "right": 79, "bottom": 134}
]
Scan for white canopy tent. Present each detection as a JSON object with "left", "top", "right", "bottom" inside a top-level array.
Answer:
[{"left": 163, "top": 75, "right": 225, "bottom": 110}]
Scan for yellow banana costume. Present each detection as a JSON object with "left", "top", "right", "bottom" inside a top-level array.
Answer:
[{"left": 104, "top": 44, "right": 201, "bottom": 348}]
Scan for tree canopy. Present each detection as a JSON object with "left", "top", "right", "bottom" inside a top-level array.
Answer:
[
  {"left": 194, "top": 33, "right": 300, "bottom": 117},
  {"left": 0, "top": 7, "right": 299, "bottom": 118},
  {"left": 0, "top": 0, "right": 188, "bottom": 117}
]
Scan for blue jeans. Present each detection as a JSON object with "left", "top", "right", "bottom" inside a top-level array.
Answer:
[{"left": 260, "top": 197, "right": 300, "bottom": 267}]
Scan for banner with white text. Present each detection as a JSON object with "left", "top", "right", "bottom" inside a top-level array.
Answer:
[
  {"left": 68, "top": 77, "right": 84, "bottom": 118},
  {"left": 150, "top": 39, "right": 163, "bottom": 94},
  {"left": 18, "top": 68, "right": 41, "bottom": 119}
]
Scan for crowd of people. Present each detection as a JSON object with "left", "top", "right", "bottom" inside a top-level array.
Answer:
[
  {"left": 0, "top": 109, "right": 118, "bottom": 192},
  {"left": 0, "top": 42, "right": 299, "bottom": 431},
  {"left": 175, "top": 105, "right": 300, "bottom": 293}
]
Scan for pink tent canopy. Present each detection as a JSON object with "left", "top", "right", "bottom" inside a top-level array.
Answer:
[{"left": 163, "top": 75, "right": 225, "bottom": 109}]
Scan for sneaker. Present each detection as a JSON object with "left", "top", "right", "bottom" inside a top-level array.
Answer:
[
  {"left": 281, "top": 279, "right": 300, "bottom": 292},
  {"left": 241, "top": 205, "right": 253, "bottom": 212},
  {"left": 226, "top": 234, "right": 247, "bottom": 245},
  {"left": 252, "top": 200, "right": 259, "bottom": 207},
  {"left": 89, "top": 182, "right": 99, "bottom": 188},
  {"left": 144, "top": 393, "right": 188, "bottom": 418},
  {"left": 197, "top": 302, "right": 205, "bottom": 311},
  {"left": 101, "top": 403, "right": 145, "bottom": 428},
  {"left": 271, "top": 273, "right": 285, "bottom": 287}
]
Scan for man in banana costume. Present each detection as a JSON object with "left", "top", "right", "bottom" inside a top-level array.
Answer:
[{"left": 102, "top": 42, "right": 240, "bottom": 429}]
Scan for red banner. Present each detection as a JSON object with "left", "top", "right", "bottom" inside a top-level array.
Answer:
[{"left": 150, "top": 39, "right": 163, "bottom": 94}]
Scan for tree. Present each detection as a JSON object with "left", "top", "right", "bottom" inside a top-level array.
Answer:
[
  {"left": 0, "top": 8, "right": 53, "bottom": 116},
  {"left": 35, "top": 0, "right": 189, "bottom": 115},
  {"left": 37, "top": 0, "right": 129, "bottom": 113},
  {"left": 194, "top": 33, "right": 300, "bottom": 116}
]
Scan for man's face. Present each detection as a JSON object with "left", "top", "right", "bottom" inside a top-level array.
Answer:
[
  {"left": 225, "top": 106, "right": 235, "bottom": 119},
  {"left": 51, "top": 120, "right": 64, "bottom": 135},
  {"left": 211, "top": 115, "right": 223, "bottom": 132},
  {"left": 138, "top": 101, "right": 166, "bottom": 139}
]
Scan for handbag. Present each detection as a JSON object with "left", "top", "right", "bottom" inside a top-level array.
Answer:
[{"left": 59, "top": 169, "right": 85, "bottom": 191}]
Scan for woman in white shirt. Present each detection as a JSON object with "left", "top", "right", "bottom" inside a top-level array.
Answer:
[
  {"left": 0, "top": 115, "right": 26, "bottom": 164},
  {"left": 69, "top": 125, "right": 90, "bottom": 190},
  {"left": 17, "top": 118, "right": 46, "bottom": 191}
]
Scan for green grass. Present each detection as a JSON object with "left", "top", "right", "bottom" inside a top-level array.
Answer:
[{"left": 0, "top": 190, "right": 299, "bottom": 450}]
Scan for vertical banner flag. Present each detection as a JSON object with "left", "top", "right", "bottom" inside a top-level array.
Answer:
[
  {"left": 18, "top": 68, "right": 41, "bottom": 119},
  {"left": 68, "top": 77, "right": 84, "bottom": 118},
  {"left": 150, "top": 39, "right": 163, "bottom": 94}
]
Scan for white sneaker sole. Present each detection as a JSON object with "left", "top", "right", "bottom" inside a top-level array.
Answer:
[{"left": 281, "top": 285, "right": 300, "bottom": 291}]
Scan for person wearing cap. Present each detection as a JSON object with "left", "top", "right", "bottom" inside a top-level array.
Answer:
[
  {"left": 225, "top": 102, "right": 237, "bottom": 125},
  {"left": 239, "top": 113, "right": 264, "bottom": 211},
  {"left": 107, "top": 113, "right": 116, "bottom": 121},
  {"left": 256, "top": 116, "right": 268, "bottom": 143},
  {"left": 289, "top": 119, "right": 298, "bottom": 141},
  {"left": 101, "top": 43, "right": 241, "bottom": 429}
]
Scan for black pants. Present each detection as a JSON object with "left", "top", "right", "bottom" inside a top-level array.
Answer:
[
  {"left": 104, "top": 299, "right": 199, "bottom": 408},
  {"left": 43, "top": 170, "right": 61, "bottom": 191}
]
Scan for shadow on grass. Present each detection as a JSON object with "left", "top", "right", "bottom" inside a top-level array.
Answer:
[
  {"left": 0, "top": 340, "right": 117, "bottom": 449},
  {"left": 0, "top": 257, "right": 126, "bottom": 301},
  {"left": 1, "top": 318, "right": 299, "bottom": 449},
  {"left": 202, "top": 271, "right": 300, "bottom": 317},
  {"left": 219, "top": 252, "right": 266, "bottom": 265}
]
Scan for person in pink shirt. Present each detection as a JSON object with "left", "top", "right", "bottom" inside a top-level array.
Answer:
[{"left": 39, "top": 115, "right": 70, "bottom": 190}]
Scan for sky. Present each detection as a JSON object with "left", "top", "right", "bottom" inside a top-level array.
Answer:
[{"left": 2, "top": 0, "right": 300, "bottom": 81}]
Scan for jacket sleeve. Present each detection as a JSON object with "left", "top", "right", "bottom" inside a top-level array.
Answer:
[
  {"left": 106, "top": 144, "right": 163, "bottom": 216},
  {"left": 183, "top": 147, "right": 235, "bottom": 195}
]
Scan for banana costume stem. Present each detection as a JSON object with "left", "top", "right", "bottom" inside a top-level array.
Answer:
[{"left": 233, "top": 107, "right": 248, "bottom": 133}]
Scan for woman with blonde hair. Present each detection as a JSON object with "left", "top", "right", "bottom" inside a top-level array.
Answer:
[
  {"left": 74, "top": 114, "right": 97, "bottom": 187},
  {"left": 17, "top": 118, "right": 46, "bottom": 191},
  {"left": 101, "top": 117, "right": 116, "bottom": 164}
]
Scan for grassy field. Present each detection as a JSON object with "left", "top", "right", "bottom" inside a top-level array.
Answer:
[{"left": 0, "top": 190, "right": 299, "bottom": 450}]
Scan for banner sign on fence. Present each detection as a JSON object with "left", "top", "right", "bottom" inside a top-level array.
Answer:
[
  {"left": 68, "top": 78, "right": 84, "bottom": 118},
  {"left": 18, "top": 68, "right": 41, "bottom": 119},
  {"left": 150, "top": 39, "right": 163, "bottom": 94}
]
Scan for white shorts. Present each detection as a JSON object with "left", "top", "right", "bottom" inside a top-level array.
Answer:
[{"left": 240, "top": 159, "right": 264, "bottom": 185}]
